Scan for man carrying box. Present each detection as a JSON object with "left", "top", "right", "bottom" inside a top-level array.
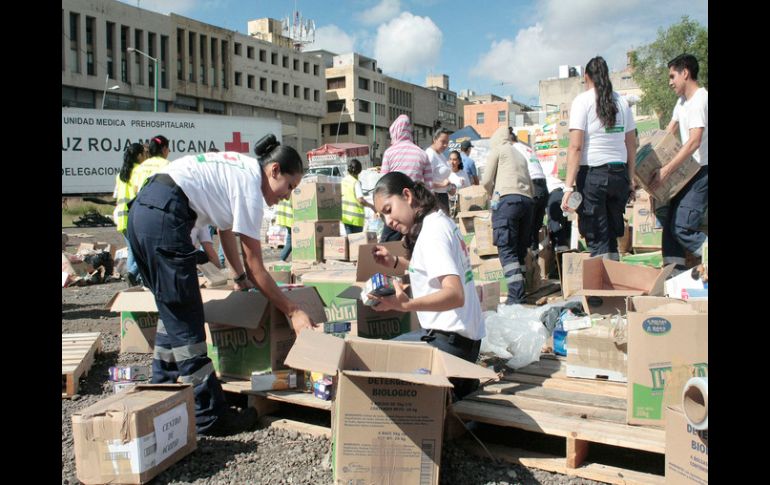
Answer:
[{"left": 650, "top": 54, "right": 708, "bottom": 271}]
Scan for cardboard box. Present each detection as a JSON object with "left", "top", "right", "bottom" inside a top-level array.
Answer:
[
  {"left": 626, "top": 297, "right": 708, "bottom": 426},
  {"left": 284, "top": 332, "right": 498, "bottom": 485},
  {"left": 347, "top": 231, "right": 378, "bottom": 262},
  {"left": 291, "top": 221, "right": 340, "bottom": 262},
  {"left": 250, "top": 369, "right": 298, "bottom": 391},
  {"left": 618, "top": 223, "right": 632, "bottom": 254},
  {"left": 457, "top": 211, "right": 497, "bottom": 256},
  {"left": 634, "top": 130, "right": 701, "bottom": 204},
  {"left": 323, "top": 236, "right": 349, "bottom": 261},
  {"left": 72, "top": 384, "right": 196, "bottom": 485},
  {"left": 301, "top": 269, "right": 359, "bottom": 323},
  {"left": 291, "top": 182, "right": 342, "bottom": 222},
  {"left": 632, "top": 193, "right": 663, "bottom": 250},
  {"left": 559, "top": 102, "right": 570, "bottom": 121},
  {"left": 524, "top": 249, "right": 542, "bottom": 292},
  {"left": 566, "top": 318, "right": 628, "bottom": 382},
  {"left": 665, "top": 405, "right": 708, "bottom": 484},
  {"left": 556, "top": 148, "right": 568, "bottom": 180},
  {"left": 107, "top": 288, "right": 160, "bottom": 354},
  {"left": 474, "top": 280, "right": 500, "bottom": 312},
  {"left": 472, "top": 257, "right": 506, "bottom": 295},
  {"left": 457, "top": 185, "right": 489, "bottom": 212},
  {"left": 576, "top": 259, "right": 673, "bottom": 315},
  {"left": 198, "top": 262, "right": 228, "bottom": 287},
  {"left": 204, "top": 286, "right": 327, "bottom": 379},
  {"left": 557, "top": 252, "right": 592, "bottom": 298}
]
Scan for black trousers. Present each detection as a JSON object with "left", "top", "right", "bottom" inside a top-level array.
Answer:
[
  {"left": 127, "top": 174, "right": 226, "bottom": 434},
  {"left": 529, "top": 178, "right": 549, "bottom": 250},
  {"left": 576, "top": 164, "right": 630, "bottom": 260},
  {"left": 492, "top": 194, "right": 534, "bottom": 304}
]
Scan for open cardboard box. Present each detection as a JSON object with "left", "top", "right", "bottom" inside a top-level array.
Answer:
[
  {"left": 576, "top": 258, "right": 674, "bottom": 315},
  {"left": 285, "top": 331, "right": 498, "bottom": 485}
]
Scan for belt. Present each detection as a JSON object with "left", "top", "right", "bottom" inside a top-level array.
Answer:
[
  {"left": 152, "top": 173, "right": 177, "bottom": 188},
  {"left": 422, "top": 329, "right": 479, "bottom": 350},
  {"left": 583, "top": 163, "right": 626, "bottom": 171}
]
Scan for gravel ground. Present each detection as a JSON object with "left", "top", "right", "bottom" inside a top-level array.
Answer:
[{"left": 62, "top": 226, "right": 608, "bottom": 485}]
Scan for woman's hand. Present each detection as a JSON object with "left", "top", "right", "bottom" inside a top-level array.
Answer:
[
  {"left": 372, "top": 245, "right": 395, "bottom": 268},
  {"left": 561, "top": 191, "right": 574, "bottom": 212},
  {"left": 369, "top": 280, "right": 409, "bottom": 312}
]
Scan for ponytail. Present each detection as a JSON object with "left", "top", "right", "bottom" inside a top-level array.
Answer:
[
  {"left": 148, "top": 135, "right": 169, "bottom": 157},
  {"left": 119, "top": 143, "right": 145, "bottom": 183},
  {"left": 373, "top": 172, "right": 437, "bottom": 258},
  {"left": 585, "top": 56, "right": 618, "bottom": 129}
]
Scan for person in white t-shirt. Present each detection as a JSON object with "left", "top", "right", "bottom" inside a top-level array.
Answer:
[
  {"left": 562, "top": 56, "right": 637, "bottom": 260},
  {"left": 126, "top": 134, "right": 318, "bottom": 437},
  {"left": 425, "top": 128, "right": 455, "bottom": 215},
  {"left": 190, "top": 225, "right": 221, "bottom": 268},
  {"left": 366, "top": 172, "right": 484, "bottom": 399},
  {"left": 650, "top": 54, "right": 708, "bottom": 270},
  {"left": 447, "top": 150, "right": 471, "bottom": 190}
]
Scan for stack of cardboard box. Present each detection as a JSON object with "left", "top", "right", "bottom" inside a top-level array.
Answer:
[{"left": 291, "top": 181, "right": 342, "bottom": 266}]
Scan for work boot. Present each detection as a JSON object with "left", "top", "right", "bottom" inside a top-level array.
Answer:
[{"left": 199, "top": 407, "right": 258, "bottom": 437}]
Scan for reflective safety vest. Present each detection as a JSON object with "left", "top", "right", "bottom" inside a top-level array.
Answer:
[
  {"left": 275, "top": 198, "right": 294, "bottom": 228},
  {"left": 113, "top": 174, "right": 136, "bottom": 235},
  {"left": 341, "top": 174, "right": 365, "bottom": 227},
  {"left": 129, "top": 156, "right": 169, "bottom": 195}
]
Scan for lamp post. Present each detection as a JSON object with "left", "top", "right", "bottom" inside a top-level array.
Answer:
[
  {"left": 127, "top": 47, "right": 158, "bottom": 112},
  {"left": 101, "top": 74, "right": 120, "bottom": 110},
  {"left": 335, "top": 102, "right": 348, "bottom": 144}
]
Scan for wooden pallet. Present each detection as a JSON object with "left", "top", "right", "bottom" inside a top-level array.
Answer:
[
  {"left": 220, "top": 377, "right": 331, "bottom": 416},
  {"left": 452, "top": 356, "right": 665, "bottom": 484},
  {"left": 62, "top": 332, "right": 102, "bottom": 398}
]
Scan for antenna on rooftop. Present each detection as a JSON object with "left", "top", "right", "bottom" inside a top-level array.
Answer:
[{"left": 282, "top": 1, "right": 315, "bottom": 51}]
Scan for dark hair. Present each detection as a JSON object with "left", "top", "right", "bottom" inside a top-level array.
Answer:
[
  {"left": 510, "top": 132, "right": 518, "bottom": 142},
  {"left": 373, "top": 172, "right": 437, "bottom": 258},
  {"left": 668, "top": 54, "right": 699, "bottom": 81},
  {"left": 448, "top": 150, "right": 464, "bottom": 170},
  {"left": 585, "top": 56, "right": 618, "bottom": 129},
  {"left": 254, "top": 133, "right": 304, "bottom": 175},
  {"left": 432, "top": 127, "right": 451, "bottom": 141},
  {"left": 148, "top": 135, "right": 169, "bottom": 157},
  {"left": 348, "top": 158, "right": 362, "bottom": 176},
  {"left": 119, "top": 143, "right": 145, "bottom": 183}
]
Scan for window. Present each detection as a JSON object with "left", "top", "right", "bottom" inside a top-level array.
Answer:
[
  {"left": 248, "top": 75, "right": 255, "bottom": 89},
  {"left": 148, "top": 33, "right": 156, "bottom": 87},
  {"left": 293, "top": 59, "right": 299, "bottom": 71},
  {"left": 304, "top": 87, "right": 310, "bottom": 100},
  {"left": 376, "top": 103, "right": 385, "bottom": 115},
  {"left": 176, "top": 29, "right": 184, "bottom": 81},
  {"left": 272, "top": 80, "right": 278, "bottom": 93},
  {"left": 62, "top": 86, "right": 95, "bottom": 108},
  {"left": 120, "top": 26, "right": 129, "bottom": 82},
  {"left": 199, "top": 34, "right": 207, "bottom": 84},
  {"left": 260, "top": 49, "right": 266, "bottom": 62},
  {"left": 106, "top": 22, "right": 115, "bottom": 78},
  {"left": 303, "top": 62, "right": 309, "bottom": 74},
  {"left": 188, "top": 32, "right": 195, "bottom": 82},
  {"left": 327, "top": 100, "right": 344, "bottom": 112},
  {"left": 271, "top": 52, "right": 277, "bottom": 65},
  {"left": 260, "top": 77, "right": 267, "bottom": 91},
  {"left": 314, "top": 89, "right": 320, "bottom": 102},
  {"left": 235, "top": 72, "right": 242, "bottom": 86},
  {"left": 85, "top": 16, "right": 95, "bottom": 75},
  {"left": 327, "top": 76, "right": 345, "bottom": 90},
  {"left": 356, "top": 123, "right": 367, "bottom": 136},
  {"left": 498, "top": 110, "right": 506, "bottom": 122},
  {"left": 69, "top": 13, "right": 80, "bottom": 73},
  {"left": 161, "top": 35, "right": 169, "bottom": 89},
  {"left": 174, "top": 95, "right": 198, "bottom": 112},
  {"left": 283, "top": 82, "right": 289, "bottom": 95},
  {"left": 209, "top": 37, "right": 217, "bottom": 87},
  {"left": 220, "top": 40, "right": 228, "bottom": 88},
  {"left": 374, "top": 81, "right": 385, "bottom": 95},
  {"left": 329, "top": 123, "right": 349, "bottom": 136},
  {"left": 247, "top": 46, "right": 254, "bottom": 59},
  {"left": 358, "top": 99, "right": 370, "bottom": 113},
  {"left": 477, "top": 112, "right": 485, "bottom": 124},
  {"left": 358, "top": 77, "right": 370, "bottom": 90},
  {"left": 234, "top": 43, "right": 242, "bottom": 55},
  {"left": 134, "top": 29, "right": 144, "bottom": 85},
  {"left": 313, "top": 64, "right": 319, "bottom": 76},
  {"left": 294, "top": 85, "right": 300, "bottom": 98},
  {"left": 203, "top": 99, "right": 225, "bottom": 114},
  {"left": 282, "top": 55, "right": 289, "bottom": 68}
]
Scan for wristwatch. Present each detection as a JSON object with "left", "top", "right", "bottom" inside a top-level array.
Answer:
[{"left": 563, "top": 186, "right": 575, "bottom": 193}]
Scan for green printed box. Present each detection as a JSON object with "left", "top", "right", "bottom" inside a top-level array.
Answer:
[
  {"left": 301, "top": 270, "right": 359, "bottom": 323},
  {"left": 120, "top": 311, "right": 158, "bottom": 353},
  {"left": 472, "top": 257, "right": 506, "bottom": 295},
  {"left": 292, "top": 221, "right": 340, "bottom": 262},
  {"left": 291, "top": 182, "right": 342, "bottom": 222}
]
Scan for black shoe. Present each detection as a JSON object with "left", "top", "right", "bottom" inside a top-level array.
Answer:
[
  {"left": 199, "top": 407, "right": 258, "bottom": 437},
  {"left": 124, "top": 272, "right": 139, "bottom": 288}
]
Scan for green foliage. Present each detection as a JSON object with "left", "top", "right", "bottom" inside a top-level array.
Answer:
[{"left": 630, "top": 16, "right": 708, "bottom": 124}]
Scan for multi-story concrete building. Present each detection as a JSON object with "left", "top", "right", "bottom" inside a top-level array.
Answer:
[
  {"left": 62, "top": 0, "right": 325, "bottom": 153},
  {"left": 425, "top": 74, "right": 464, "bottom": 133},
  {"left": 387, "top": 77, "right": 437, "bottom": 149},
  {"left": 462, "top": 99, "right": 533, "bottom": 138}
]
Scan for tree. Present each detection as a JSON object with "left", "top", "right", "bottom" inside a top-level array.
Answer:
[{"left": 630, "top": 16, "right": 708, "bottom": 126}]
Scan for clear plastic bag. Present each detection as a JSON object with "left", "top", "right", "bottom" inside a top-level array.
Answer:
[{"left": 480, "top": 303, "right": 550, "bottom": 369}]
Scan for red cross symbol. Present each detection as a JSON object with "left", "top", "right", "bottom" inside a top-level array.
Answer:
[{"left": 224, "top": 132, "right": 250, "bottom": 153}]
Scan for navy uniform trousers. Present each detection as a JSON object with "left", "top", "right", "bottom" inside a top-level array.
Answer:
[
  {"left": 655, "top": 165, "right": 708, "bottom": 267},
  {"left": 576, "top": 163, "right": 630, "bottom": 260},
  {"left": 529, "top": 178, "right": 549, "bottom": 250},
  {"left": 127, "top": 174, "right": 226, "bottom": 434},
  {"left": 492, "top": 194, "right": 534, "bottom": 304}
]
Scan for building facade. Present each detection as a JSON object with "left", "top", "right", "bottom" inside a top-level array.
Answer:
[
  {"left": 463, "top": 100, "right": 527, "bottom": 138},
  {"left": 62, "top": 0, "right": 325, "bottom": 153}
]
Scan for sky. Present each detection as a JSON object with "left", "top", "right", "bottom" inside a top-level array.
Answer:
[{"left": 122, "top": 0, "right": 708, "bottom": 107}]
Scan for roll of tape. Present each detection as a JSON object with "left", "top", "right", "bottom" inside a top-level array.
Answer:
[{"left": 681, "top": 376, "right": 708, "bottom": 430}]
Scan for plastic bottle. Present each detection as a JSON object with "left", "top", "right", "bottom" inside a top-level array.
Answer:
[
  {"left": 562, "top": 191, "right": 582, "bottom": 217},
  {"left": 491, "top": 191, "right": 501, "bottom": 210}
]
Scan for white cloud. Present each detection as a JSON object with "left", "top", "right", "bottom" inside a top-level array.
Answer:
[
  {"left": 356, "top": 0, "right": 401, "bottom": 25},
  {"left": 472, "top": 0, "right": 708, "bottom": 101},
  {"left": 118, "top": 0, "right": 200, "bottom": 15},
  {"left": 374, "top": 12, "right": 442, "bottom": 76},
  {"left": 305, "top": 25, "right": 356, "bottom": 55}
]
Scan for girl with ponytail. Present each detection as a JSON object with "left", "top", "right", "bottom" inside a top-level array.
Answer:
[
  {"left": 367, "top": 171, "right": 486, "bottom": 399},
  {"left": 562, "top": 56, "right": 637, "bottom": 260}
]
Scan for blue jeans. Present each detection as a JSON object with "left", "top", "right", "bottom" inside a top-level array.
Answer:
[
  {"left": 123, "top": 235, "right": 138, "bottom": 277},
  {"left": 280, "top": 229, "right": 292, "bottom": 261}
]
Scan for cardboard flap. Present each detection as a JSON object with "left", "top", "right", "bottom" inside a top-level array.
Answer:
[
  {"left": 627, "top": 296, "right": 708, "bottom": 315},
  {"left": 649, "top": 264, "right": 676, "bottom": 296},
  {"left": 107, "top": 287, "right": 159, "bottom": 312},
  {"left": 355, "top": 241, "right": 408, "bottom": 281},
  {"left": 582, "top": 258, "right": 670, "bottom": 293},
  {"left": 282, "top": 287, "right": 329, "bottom": 324},
  {"left": 343, "top": 370, "right": 453, "bottom": 387},
  {"left": 627, "top": 296, "right": 687, "bottom": 313},
  {"left": 200, "top": 289, "right": 269, "bottom": 328},
  {"left": 435, "top": 350, "right": 499, "bottom": 380},
  {"left": 284, "top": 330, "right": 345, "bottom": 375},
  {"left": 337, "top": 285, "right": 364, "bottom": 300}
]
